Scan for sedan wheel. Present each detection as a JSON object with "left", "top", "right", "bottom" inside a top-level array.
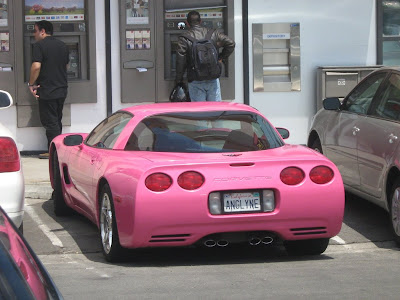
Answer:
[
  {"left": 310, "top": 138, "right": 323, "bottom": 154},
  {"left": 389, "top": 179, "right": 400, "bottom": 246},
  {"left": 99, "top": 184, "right": 124, "bottom": 262}
]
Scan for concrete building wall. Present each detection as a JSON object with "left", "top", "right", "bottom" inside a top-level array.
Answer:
[
  {"left": 247, "top": 0, "right": 376, "bottom": 144},
  {"left": 4, "top": 0, "right": 377, "bottom": 150}
]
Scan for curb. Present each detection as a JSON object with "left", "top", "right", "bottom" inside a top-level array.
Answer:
[{"left": 25, "top": 183, "right": 53, "bottom": 200}]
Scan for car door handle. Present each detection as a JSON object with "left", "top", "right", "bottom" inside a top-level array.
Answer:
[
  {"left": 389, "top": 133, "right": 398, "bottom": 144},
  {"left": 352, "top": 126, "right": 360, "bottom": 136}
]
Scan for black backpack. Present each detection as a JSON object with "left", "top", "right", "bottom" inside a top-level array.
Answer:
[{"left": 183, "top": 29, "right": 222, "bottom": 81}]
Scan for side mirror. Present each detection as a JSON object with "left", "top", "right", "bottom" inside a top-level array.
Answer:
[
  {"left": 323, "top": 97, "right": 341, "bottom": 110},
  {"left": 276, "top": 127, "right": 290, "bottom": 139},
  {"left": 64, "top": 135, "right": 83, "bottom": 146},
  {"left": 0, "top": 90, "right": 13, "bottom": 109}
]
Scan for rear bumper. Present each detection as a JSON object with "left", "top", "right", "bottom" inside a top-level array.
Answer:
[
  {"left": 0, "top": 170, "right": 25, "bottom": 228},
  {"left": 5, "top": 211, "right": 24, "bottom": 228},
  {"left": 133, "top": 217, "right": 341, "bottom": 248},
  {"left": 116, "top": 186, "right": 344, "bottom": 249}
]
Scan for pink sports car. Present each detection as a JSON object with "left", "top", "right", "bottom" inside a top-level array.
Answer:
[{"left": 49, "top": 102, "right": 344, "bottom": 262}]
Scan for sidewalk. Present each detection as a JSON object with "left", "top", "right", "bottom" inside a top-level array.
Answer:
[{"left": 22, "top": 156, "right": 53, "bottom": 200}]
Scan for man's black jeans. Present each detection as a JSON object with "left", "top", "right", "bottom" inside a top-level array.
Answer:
[{"left": 38, "top": 98, "right": 65, "bottom": 150}]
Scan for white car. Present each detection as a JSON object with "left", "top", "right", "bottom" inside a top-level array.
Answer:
[{"left": 0, "top": 90, "right": 25, "bottom": 232}]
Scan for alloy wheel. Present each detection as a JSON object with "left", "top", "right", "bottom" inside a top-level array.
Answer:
[
  {"left": 100, "top": 193, "right": 113, "bottom": 254},
  {"left": 392, "top": 188, "right": 400, "bottom": 237}
]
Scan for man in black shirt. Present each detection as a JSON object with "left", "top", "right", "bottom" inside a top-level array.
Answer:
[{"left": 28, "top": 20, "right": 69, "bottom": 159}]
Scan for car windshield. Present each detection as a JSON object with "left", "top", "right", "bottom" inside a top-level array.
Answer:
[{"left": 125, "top": 110, "right": 284, "bottom": 153}]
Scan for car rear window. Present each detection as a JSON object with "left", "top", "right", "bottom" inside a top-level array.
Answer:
[{"left": 125, "top": 111, "right": 284, "bottom": 153}]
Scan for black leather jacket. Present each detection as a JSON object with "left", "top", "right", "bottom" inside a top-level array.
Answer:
[{"left": 175, "top": 24, "right": 235, "bottom": 82}]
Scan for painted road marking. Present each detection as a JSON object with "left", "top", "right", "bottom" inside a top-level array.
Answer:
[
  {"left": 331, "top": 235, "right": 346, "bottom": 245},
  {"left": 24, "top": 204, "right": 64, "bottom": 248}
]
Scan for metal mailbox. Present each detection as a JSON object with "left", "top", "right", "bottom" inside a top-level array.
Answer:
[{"left": 316, "top": 66, "right": 383, "bottom": 111}]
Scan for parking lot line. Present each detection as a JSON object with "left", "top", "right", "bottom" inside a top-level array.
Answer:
[
  {"left": 24, "top": 204, "right": 64, "bottom": 248},
  {"left": 331, "top": 235, "right": 346, "bottom": 245}
]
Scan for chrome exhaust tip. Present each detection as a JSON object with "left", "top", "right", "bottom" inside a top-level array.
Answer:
[
  {"left": 261, "top": 236, "right": 274, "bottom": 245},
  {"left": 204, "top": 239, "right": 217, "bottom": 248},
  {"left": 248, "top": 236, "right": 261, "bottom": 246},
  {"left": 217, "top": 240, "right": 229, "bottom": 247}
]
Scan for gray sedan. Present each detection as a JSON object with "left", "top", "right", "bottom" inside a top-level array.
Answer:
[{"left": 308, "top": 66, "right": 400, "bottom": 246}]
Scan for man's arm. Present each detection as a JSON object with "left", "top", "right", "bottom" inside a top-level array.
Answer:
[
  {"left": 28, "top": 62, "right": 41, "bottom": 98},
  {"left": 215, "top": 31, "right": 235, "bottom": 61},
  {"left": 29, "top": 62, "right": 41, "bottom": 85},
  {"left": 175, "top": 36, "right": 188, "bottom": 84}
]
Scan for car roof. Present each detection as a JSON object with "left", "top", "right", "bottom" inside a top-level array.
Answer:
[
  {"left": 119, "top": 102, "right": 259, "bottom": 119},
  {"left": 374, "top": 66, "right": 400, "bottom": 73}
]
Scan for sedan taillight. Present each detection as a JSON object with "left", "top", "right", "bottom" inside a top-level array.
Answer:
[
  {"left": 145, "top": 173, "right": 172, "bottom": 192},
  {"left": 310, "top": 166, "right": 334, "bottom": 184},
  {"left": 280, "top": 167, "right": 305, "bottom": 185},
  {"left": 0, "top": 137, "right": 20, "bottom": 173},
  {"left": 178, "top": 171, "right": 204, "bottom": 190}
]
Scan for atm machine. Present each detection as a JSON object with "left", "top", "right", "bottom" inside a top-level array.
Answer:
[
  {"left": 120, "top": 0, "right": 235, "bottom": 103},
  {"left": 161, "top": 0, "right": 235, "bottom": 101},
  {"left": 14, "top": 0, "right": 97, "bottom": 128},
  {"left": 0, "top": 0, "right": 16, "bottom": 100}
]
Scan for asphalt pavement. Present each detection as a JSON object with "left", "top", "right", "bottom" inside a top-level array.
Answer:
[{"left": 22, "top": 156, "right": 53, "bottom": 200}]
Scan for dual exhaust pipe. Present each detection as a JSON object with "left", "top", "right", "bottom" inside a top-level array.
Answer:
[
  {"left": 203, "top": 235, "right": 274, "bottom": 247},
  {"left": 248, "top": 235, "right": 274, "bottom": 246},
  {"left": 204, "top": 239, "right": 229, "bottom": 248}
]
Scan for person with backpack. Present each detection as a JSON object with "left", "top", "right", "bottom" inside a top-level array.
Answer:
[{"left": 175, "top": 10, "right": 235, "bottom": 101}]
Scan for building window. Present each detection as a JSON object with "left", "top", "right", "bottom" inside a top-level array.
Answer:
[{"left": 377, "top": 0, "right": 400, "bottom": 65}]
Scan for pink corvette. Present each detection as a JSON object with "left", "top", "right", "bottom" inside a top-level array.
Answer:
[{"left": 49, "top": 102, "right": 344, "bottom": 262}]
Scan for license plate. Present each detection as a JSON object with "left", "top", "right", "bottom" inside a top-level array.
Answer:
[{"left": 223, "top": 192, "right": 261, "bottom": 213}]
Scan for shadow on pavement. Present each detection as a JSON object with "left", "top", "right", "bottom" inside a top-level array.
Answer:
[
  {"left": 40, "top": 198, "right": 334, "bottom": 267},
  {"left": 342, "top": 192, "right": 395, "bottom": 248}
]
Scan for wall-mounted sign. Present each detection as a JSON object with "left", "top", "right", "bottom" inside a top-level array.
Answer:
[
  {"left": 0, "top": 31, "right": 9, "bottom": 51},
  {"left": 164, "top": 8, "right": 224, "bottom": 30},
  {"left": 263, "top": 33, "right": 290, "bottom": 39},
  {"left": 165, "top": 10, "right": 223, "bottom": 20},
  {"left": 126, "top": 29, "right": 150, "bottom": 50},
  {"left": 24, "top": 0, "right": 85, "bottom": 22},
  {"left": 126, "top": 0, "right": 149, "bottom": 25},
  {"left": 0, "top": 0, "right": 8, "bottom": 27}
]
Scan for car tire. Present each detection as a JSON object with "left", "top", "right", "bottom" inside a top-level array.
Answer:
[
  {"left": 52, "top": 151, "right": 74, "bottom": 216},
  {"left": 310, "top": 138, "right": 323, "bottom": 154},
  {"left": 284, "top": 238, "right": 329, "bottom": 256},
  {"left": 389, "top": 178, "right": 400, "bottom": 246},
  {"left": 99, "top": 184, "right": 125, "bottom": 262}
]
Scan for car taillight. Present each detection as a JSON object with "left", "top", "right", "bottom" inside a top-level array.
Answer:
[
  {"left": 145, "top": 173, "right": 172, "bottom": 192},
  {"left": 178, "top": 171, "right": 204, "bottom": 190},
  {"left": 280, "top": 167, "right": 305, "bottom": 185},
  {"left": 0, "top": 137, "right": 20, "bottom": 173},
  {"left": 310, "top": 166, "right": 334, "bottom": 184}
]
